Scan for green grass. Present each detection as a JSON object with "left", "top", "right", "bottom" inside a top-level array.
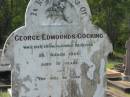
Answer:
[
  {"left": 106, "top": 50, "right": 124, "bottom": 69},
  {"left": 106, "top": 63, "right": 115, "bottom": 69},
  {"left": 113, "top": 51, "right": 124, "bottom": 58},
  {"left": 0, "top": 92, "right": 10, "bottom": 97},
  {"left": 106, "top": 59, "right": 123, "bottom": 69}
]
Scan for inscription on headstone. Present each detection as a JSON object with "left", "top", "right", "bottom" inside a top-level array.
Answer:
[
  {"left": 1, "top": 0, "right": 112, "bottom": 97},
  {"left": 125, "top": 38, "right": 130, "bottom": 76}
]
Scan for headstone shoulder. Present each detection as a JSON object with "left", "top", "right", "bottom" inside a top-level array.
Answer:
[
  {"left": 125, "top": 38, "right": 130, "bottom": 49},
  {"left": 0, "top": 26, "right": 26, "bottom": 67}
]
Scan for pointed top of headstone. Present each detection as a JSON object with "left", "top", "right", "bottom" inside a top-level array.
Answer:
[{"left": 25, "top": 0, "right": 91, "bottom": 26}]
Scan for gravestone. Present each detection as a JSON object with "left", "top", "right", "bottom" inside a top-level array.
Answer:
[
  {"left": 0, "top": 49, "right": 2, "bottom": 63},
  {"left": 123, "top": 55, "right": 126, "bottom": 66},
  {"left": 125, "top": 38, "right": 130, "bottom": 76},
  {"left": 1, "top": 0, "right": 112, "bottom": 97},
  {"left": 0, "top": 48, "right": 10, "bottom": 71}
]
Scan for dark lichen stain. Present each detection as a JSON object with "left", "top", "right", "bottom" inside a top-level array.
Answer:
[
  {"left": 23, "top": 75, "right": 32, "bottom": 83},
  {"left": 80, "top": 63, "right": 97, "bottom": 97},
  {"left": 12, "top": 64, "right": 31, "bottom": 97},
  {"left": 90, "top": 49, "right": 106, "bottom": 84},
  {"left": 66, "top": 79, "right": 82, "bottom": 97}
]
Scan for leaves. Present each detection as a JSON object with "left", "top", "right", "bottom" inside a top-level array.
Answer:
[
  {"left": 0, "top": 0, "right": 28, "bottom": 47},
  {"left": 88, "top": 0, "right": 130, "bottom": 53}
]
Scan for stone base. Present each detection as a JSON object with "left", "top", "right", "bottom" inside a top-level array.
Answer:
[{"left": 122, "top": 76, "right": 130, "bottom": 81}]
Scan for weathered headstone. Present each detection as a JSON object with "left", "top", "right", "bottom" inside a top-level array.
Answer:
[
  {"left": 0, "top": 49, "right": 2, "bottom": 64},
  {"left": 123, "top": 55, "right": 126, "bottom": 66},
  {"left": 0, "top": 48, "right": 10, "bottom": 71},
  {"left": 1, "top": 0, "right": 112, "bottom": 97},
  {"left": 125, "top": 38, "right": 130, "bottom": 76}
]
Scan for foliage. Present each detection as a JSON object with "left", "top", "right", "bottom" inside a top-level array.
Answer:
[
  {"left": 88, "top": 0, "right": 130, "bottom": 54},
  {"left": 0, "top": 0, "right": 29, "bottom": 48}
]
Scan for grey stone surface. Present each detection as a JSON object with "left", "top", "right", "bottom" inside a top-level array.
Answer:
[
  {"left": 0, "top": 49, "right": 10, "bottom": 71},
  {"left": 1, "top": 0, "right": 112, "bottom": 97},
  {"left": 0, "top": 49, "right": 2, "bottom": 56},
  {"left": 125, "top": 38, "right": 130, "bottom": 76},
  {"left": 123, "top": 55, "right": 126, "bottom": 66}
]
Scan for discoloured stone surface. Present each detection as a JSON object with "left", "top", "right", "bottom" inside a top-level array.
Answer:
[
  {"left": 1, "top": 0, "right": 112, "bottom": 97},
  {"left": 125, "top": 38, "right": 130, "bottom": 75}
]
